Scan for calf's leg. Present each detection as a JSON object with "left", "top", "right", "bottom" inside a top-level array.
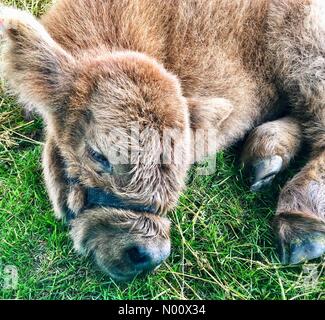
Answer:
[
  {"left": 267, "top": 0, "right": 325, "bottom": 263},
  {"left": 241, "top": 116, "right": 302, "bottom": 191},
  {"left": 275, "top": 151, "right": 325, "bottom": 264}
]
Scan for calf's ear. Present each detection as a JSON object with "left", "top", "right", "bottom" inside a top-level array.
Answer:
[
  {"left": 187, "top": 97, "right": 233, "bottom": 130},
  {"left": 0, "top": 6, "right": 75, "bottom": 116}
]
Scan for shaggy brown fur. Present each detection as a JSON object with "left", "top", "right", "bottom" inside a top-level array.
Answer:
[{"left": 1, "top": 0, "right": 324, "bottom": 280}]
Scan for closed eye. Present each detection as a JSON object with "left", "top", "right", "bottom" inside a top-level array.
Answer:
[{"left": 88, "top": 147, "right": 113, "bottom": 173}]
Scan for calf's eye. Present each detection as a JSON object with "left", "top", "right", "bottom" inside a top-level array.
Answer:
[{"left": 88, "top": 147, "right": 113, "bottom": 173}]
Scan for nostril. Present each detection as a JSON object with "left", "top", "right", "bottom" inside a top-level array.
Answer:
[{"left": 126, "top": 246, "right": 151, "bottom": 266}]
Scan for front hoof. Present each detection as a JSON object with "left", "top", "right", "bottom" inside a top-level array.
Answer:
[
  {"left": 249, "top": 156, "right": 283, "bottom": 192},
  {"left": 275, "top": 213, "right": 325, "bottom": 264},
  {"left": 279, "top": 232, "right": 325, "bottom": 265}
]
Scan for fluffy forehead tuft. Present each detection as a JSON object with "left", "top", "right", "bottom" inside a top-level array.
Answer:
[{"left": 70, "top": 51, "right": 188, "bottom": 131}]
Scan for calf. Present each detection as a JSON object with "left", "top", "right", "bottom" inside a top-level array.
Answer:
[{"left": 1, "top": 0, "right": 324, "bottom": 281}]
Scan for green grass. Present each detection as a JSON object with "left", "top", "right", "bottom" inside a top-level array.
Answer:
[{"left": 0, "top": 0, "right": 324, "bottom": 300}]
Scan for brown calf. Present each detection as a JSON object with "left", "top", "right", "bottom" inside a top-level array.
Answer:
[{"left": 1, "top": 0, "right": 324, "bottom": 281}]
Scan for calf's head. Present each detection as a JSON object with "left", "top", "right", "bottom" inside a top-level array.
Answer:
[
  {"left": 1, "top": 8, "right": 225, "bottom": 281},
  {"left": 1, "top": 8, "right": 192, "bottom": 281}
]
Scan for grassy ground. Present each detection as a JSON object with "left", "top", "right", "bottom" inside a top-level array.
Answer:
[{"left": 0, "top": 0, "right": 324, "bottom": 300}]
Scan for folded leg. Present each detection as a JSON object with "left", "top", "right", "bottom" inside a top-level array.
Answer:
[{"left": 241, "top": 116, "right": 302, "bottom": 191}]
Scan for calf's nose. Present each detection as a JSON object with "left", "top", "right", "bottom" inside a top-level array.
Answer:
[{"left": 124, "top": 245, "right": 170, "bottom": 272}]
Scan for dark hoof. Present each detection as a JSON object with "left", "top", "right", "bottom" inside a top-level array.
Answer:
[
  {"left": 250, "top": 156, "right": 283, "bottom": 192},
  {"left": 279, "top": 231, "right": 325, "bottom": 265}
]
